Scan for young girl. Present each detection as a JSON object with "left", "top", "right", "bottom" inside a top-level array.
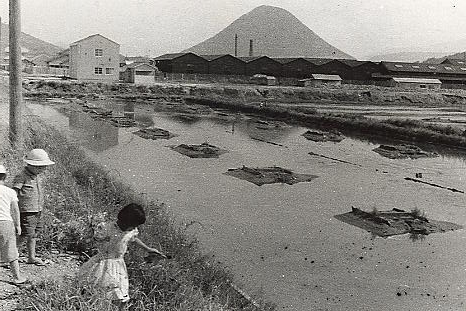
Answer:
[
  {"left": 78, "top": 203, "right": 166, "bottom": 305},
  {"left": 0, "top": 164, "right": 26, "bottom": 284}
]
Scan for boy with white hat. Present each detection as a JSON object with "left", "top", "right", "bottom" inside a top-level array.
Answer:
[
  {"left": 13, "top": 149, "right": 55, "bottom": 266},
  {"left": 0, "top": 164, "right": 26, "bottom": 283}
]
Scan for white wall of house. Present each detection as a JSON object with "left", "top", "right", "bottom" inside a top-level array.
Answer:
[{"left": 69, "top": 35, "right": 120, "bottom": 81}]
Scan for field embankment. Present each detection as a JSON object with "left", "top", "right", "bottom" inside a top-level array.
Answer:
[
  {"left": 0, "top": 115, "right": 271, "bottom": 310},
  {"left": 23, "top": 79, "right": 466, "bottom": 107}
]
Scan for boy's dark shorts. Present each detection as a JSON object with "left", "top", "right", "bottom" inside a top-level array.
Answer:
[{"left": 20, "top": 211, "right": 42, "bottom": 238}]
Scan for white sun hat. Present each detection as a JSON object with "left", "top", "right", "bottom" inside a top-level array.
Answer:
[
  {"left": 24, "top": 149, "right": 55, "bottom": 166},
  {"left": 0, "top": 164, "right": 6, "bottom": 174}
]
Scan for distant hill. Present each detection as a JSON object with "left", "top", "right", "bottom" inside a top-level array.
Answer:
[
  {"left": 1, "top": 22, "right": 62, "bottom": 57},
  {"left": 424, "top": 51, "right": 466, "bottom": 64},
  {"left": 367, "top": 51, "right": 448, "bottom": 63},
  {"left": 183, "top": 5, "right": 352, "bottom": 59}
]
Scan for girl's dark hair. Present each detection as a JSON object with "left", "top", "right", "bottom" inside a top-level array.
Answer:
[
  {"left": 117, "top": 203, "right": 146, "bottom": 230},
  {"left": 0, "top": 173, "right": 5, "bottom": 181}
]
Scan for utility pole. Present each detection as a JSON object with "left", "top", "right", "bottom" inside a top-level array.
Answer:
[
  {"left": 0, "top": 16, "right": 3, "bottom": 68},
  {"left": 9, "top": 0, "right": 22, "bottom": 146}
]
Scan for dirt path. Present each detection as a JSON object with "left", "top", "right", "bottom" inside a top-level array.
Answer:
[{"left": 0, "top": 78, "right": 80, "bottom": 311}]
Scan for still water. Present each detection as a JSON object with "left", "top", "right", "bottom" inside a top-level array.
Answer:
[{"left": 28, "top": 99, "right": 466, "bottom": 311}]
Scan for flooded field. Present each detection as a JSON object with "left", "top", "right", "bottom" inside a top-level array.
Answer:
[
  {"left": 293, "top": 102, "right": 466, "bottom": 127},
  {"left": 27, "top": 99, "right": 466, "bottom": 311}
]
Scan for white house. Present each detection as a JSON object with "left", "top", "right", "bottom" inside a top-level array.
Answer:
[{"left": 69, "top": 34, "right": 120, "bottom": 81}]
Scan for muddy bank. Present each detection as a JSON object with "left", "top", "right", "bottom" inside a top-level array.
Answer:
[
  {"left": 335, "top": 207, "right": 462, "bottom": 238},
  {"left": 225, "top": 166, "right": 318, "bottom": 186},
  {"left": 373, "top": 144, "right": 438, "bottom": 159}
]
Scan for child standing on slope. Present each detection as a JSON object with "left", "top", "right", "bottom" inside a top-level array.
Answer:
[
  {"left": 13, "top": 149, "right": 55, "bottom": 266},
  {"left": 78, "top": 203, "right": 166, "bottom": 307},
  {"left": 0, "top": 164, "right": 26, "bottom": 284}
]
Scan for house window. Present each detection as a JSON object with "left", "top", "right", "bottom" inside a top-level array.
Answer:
[
  {"left": 105, "top": 67, "right": 114, "bottom": 75},
  {"left": 412, "top": 65, "right": 420, "bottom": 69},
  {"left": 94, "top": 67, "right": 103, "bottom": 74},
  {"left": 428, "top": 66, "right": 436, "bottom": 69},
  {"left": 394, "top": 64, "right": 403, "bottom": 68},
  {"left": 445, "top": 66, "right": 453, "bottom": 70},
  {"left": 95, "top": 49, "right": 103, "bottom": 57}
]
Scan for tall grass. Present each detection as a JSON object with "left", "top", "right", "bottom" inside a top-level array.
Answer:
[{"left": 2, "top": 116, "right": 272, "bottom": 310}]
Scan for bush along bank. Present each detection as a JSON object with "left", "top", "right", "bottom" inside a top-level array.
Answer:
[
  {"left": 186, "top": 96, "right": 466, "bottom": 149},
  {"left": 23, "top": 79, "right": 466, "bottom": 107},
  {"left": 2, "top": 116, "right": 273, "bottom": 311}
]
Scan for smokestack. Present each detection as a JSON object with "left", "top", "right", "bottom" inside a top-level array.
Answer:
[
  {"left": 234, "top": 34, "right": 238, "bottom": 57},
  {"left": 249, "top": 39, "right": 253, "bottom": 57}
]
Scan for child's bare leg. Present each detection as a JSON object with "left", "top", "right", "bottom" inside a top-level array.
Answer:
[
  {"left": 27, "top": 237, "right": 36, "bottom": 260},
  {"left": 9, "top": 259, "right": 26, "bottom": 283}
]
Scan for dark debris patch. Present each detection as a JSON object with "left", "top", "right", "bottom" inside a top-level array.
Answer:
[
  {"left": 224, "top": 166, "right": 318, "bottom": 186},
  {"left": 133, "top": 127, "right": 177, "bottom": 140},
  {"left": 373, "top": 144, "right": 438, "bottom": 159},
  {"left": 302, "top": 130, "right": 344, "bottom": 142},
  {"left": 170, "top": 143, "right": 228, "bottom": 158},
  {"left": 335, "top": 207, "right": 462, "bottom": 238}
]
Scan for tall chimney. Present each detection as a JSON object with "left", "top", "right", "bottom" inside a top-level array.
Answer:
[
  {"left": 249, "top": 39, "right": 253, "bottom": 57},
  {"left": 234, "top": 34, "right": 238, "bottom": 57}
]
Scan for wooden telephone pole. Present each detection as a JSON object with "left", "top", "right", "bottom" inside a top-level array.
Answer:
[{"left": 9, "top": 0, "right": 22, "bottom": 146}]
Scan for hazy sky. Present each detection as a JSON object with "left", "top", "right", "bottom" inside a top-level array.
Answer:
[{"left": 1, "top": 0, "right": 465, "bottom": 59}]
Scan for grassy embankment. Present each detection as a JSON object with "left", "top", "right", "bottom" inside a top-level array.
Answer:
[
  {"left": 1, "top": 116, "right": 272, "bottom": 310},
  {"left": 24, "top": 80, "right": 466, "bottom": 149}
]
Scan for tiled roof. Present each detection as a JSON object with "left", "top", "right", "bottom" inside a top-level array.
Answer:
[
  {"left": 271, "top": 58, "right": 300, "bottom": 64},
  {"left": 441, "top": 58, "right": 466, "bottom": 66},
  {"left": 392, "top": 77, "right": 441, "bottom": 84},
  {"left": 237, "top": 56, "right": 268, "bottom": 63},
  {"left": 303, "top": 58, "right": 333, "bottom": 66},
  {"left": 70, "top": 34, "right": 119, "bottom": 46},
  {"left": 310, "top": 74, "right": 342, "bottom": 81},
  {"left": 337, "top": 59, "right": 371, "bottom": 67},
  {"left": 153, "top": 53, "right": 193, "bottom": 61},
  {"left": 199, "top": 54, "right": 231, "bottom": 61},
  {"left": 381, "top": 61, "right": 466, "bottom": 75}
]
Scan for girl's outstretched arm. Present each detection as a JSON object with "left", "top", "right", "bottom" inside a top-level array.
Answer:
[{"left": 133, "top": 238, "right": 167, "bottom": 258}]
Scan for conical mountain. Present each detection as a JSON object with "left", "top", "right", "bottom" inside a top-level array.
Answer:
[{"left": 183, "top": 5, "right": 352, "bottom": 59}]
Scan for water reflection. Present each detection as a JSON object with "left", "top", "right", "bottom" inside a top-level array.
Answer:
[
  {"left": 238, "top": 119, "right": 295, "bottom": 142},
  {"left": 69, "top": 111, "right": 119, "bottom": 153}
]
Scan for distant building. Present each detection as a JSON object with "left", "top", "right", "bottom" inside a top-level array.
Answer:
[
  {"left": 441, "top": 58, "right": 466, "bottom": 66},
  {"left": 69, "top": 34, "right": 120, "bottom": 81},
  {"left": 238, "top": 56, "right": 282, "bottom": 76},
  {"left": 298, "top": 74, "right": 342, "bottom": 86},
  {"left": 377, "top": 61, "right": 466, "bottom": 85},
  {"left": 387, "top": 77, "right": 442, "bottom": 89},
  {"left": 276, "top": 58, "right": 319, "bottom": 78},
  {"left": 47, "top": 49, "right": 70, "bottom": 69},
  {"left": 120, "top": 63, "right": 159, "bottom": 84},
  {"left": 201, "top": 54, "right": 245, "bottom": 75},
  {"left": 250, "top": 73, "right": 276, "bottom": 85},
  {"left": 153, "top": 53, "right": 208, "bottom": 74}
]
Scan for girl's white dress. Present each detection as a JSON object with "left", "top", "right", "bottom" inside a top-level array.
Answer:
[{"left": 78, "top": 222, "right": 138, "bottom": 302}]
